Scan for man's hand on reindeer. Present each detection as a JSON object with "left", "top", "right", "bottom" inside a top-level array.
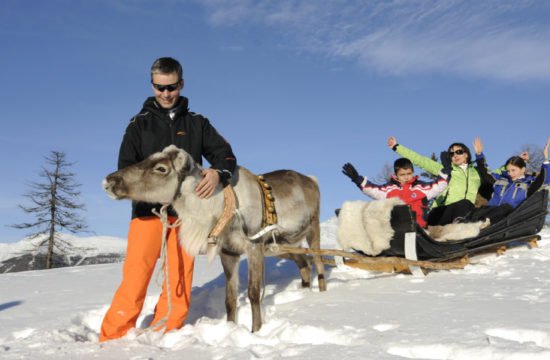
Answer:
[{"left": 195, "top": 168, "right": 220, "bottom": 199}]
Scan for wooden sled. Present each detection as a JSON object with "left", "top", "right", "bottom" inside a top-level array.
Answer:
[{"left": 274, "top": 189, "right": 548, "bottom": 275}]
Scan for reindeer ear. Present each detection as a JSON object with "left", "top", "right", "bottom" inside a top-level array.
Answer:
[{"left": 172, "top": 148, "right": 194, "bottom": 173}]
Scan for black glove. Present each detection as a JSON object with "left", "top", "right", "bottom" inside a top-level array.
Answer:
[
  {"left": 440, "top": 151, "right": 452, "bottom": 177},
  {"left": 342, "top": 163, "right": 364, "bottom": 188}
]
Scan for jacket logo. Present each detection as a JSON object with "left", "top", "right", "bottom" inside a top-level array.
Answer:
[{"left": 176, "top": 131, "right": 186, "bottom": 136}]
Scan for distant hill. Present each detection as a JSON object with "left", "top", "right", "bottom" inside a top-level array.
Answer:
[
  {"left": 0, "top": 217, "right": 340, "bottom": 274},
  {"left": 0, "top": 234, "right": 126, "bottom": 273}
]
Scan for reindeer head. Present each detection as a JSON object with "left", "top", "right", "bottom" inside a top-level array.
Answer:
[{"left": 103, "top": 145, "right": 197, "bottom": 204}]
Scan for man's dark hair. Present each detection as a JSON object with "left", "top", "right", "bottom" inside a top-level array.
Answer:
[
  {"left": 150, "top": 57, "right": 183, "bottom": 81},
  {"left": 447, "top": 142, "right": 472, "bottom": 164},
  {"left": 505, "top": 156, "right": 526, "bottom": 169},
  {"left": 394, "top": 157, "right": 414, "bottom": 174}
]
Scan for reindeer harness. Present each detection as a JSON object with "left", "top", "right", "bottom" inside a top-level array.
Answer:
[{"left": 207, "top": 174, "right": 280, "bottom": 247}]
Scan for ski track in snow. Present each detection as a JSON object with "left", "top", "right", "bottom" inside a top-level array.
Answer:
[{"left": 1, "top": 227, "right": 550, "bottom": 359}]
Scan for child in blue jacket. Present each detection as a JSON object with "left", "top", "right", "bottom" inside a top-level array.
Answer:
[
  {"left": 474, "top": 137, "right": 550, "bottom": 209},
  {"left": 467, "top": 137, "right": 550, "bottom": 224}
]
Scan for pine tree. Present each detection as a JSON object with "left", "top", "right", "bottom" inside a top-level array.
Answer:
[{"left": 11, "top": 151, "right": 88, "bottom": 269}]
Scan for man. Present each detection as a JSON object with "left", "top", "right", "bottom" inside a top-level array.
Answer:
[{"left": 100, "top": 57, "right": 236, "bottom": 342}]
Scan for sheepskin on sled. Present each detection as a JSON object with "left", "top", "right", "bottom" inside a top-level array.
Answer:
[
  {"left": 426, "top": 219, "right": 491, "bottom": 242},
  {"left": 337, "top": 198, "right": 404, "bottom": 256},
  {"left": 337, "top": 198, "right": 491, "bottom": 255}
]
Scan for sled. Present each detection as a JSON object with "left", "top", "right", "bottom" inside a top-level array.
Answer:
[{"left": 274, "top": 189, "right": 548, "bottom": 275}]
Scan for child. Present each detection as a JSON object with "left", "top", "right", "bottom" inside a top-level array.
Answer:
[
  {"left": 342, "top": 158, "right": 450, "bottom": 228},
  {"left": 463, "top": 137, "right": 550, "bottom": 224},
  {"left": 474, "top": 137, "right": 550, "bottom": 209},
  {"left": 388, "top": 136, "right": 484, "bottom": 225}
]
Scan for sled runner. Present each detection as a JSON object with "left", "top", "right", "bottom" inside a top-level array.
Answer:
[{"left": 273, "top": 189, "right": 548, "bottom": 275}]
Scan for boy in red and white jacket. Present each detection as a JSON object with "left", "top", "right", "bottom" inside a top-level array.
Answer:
[{"left": 342, "top": 158, "right": 450, "bottom": 228}]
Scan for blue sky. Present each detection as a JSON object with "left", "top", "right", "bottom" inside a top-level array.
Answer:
[{"left": 1, "top": 0, "right": 549, "bottom": 243}]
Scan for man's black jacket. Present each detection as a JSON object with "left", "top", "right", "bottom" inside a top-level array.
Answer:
[{"left": 118, "top": 96, "right": 237, "bottom": 218}]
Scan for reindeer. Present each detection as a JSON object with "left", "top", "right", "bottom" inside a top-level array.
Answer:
[{"left": 103, "top": 145, "right": 326, "bottom": 332}]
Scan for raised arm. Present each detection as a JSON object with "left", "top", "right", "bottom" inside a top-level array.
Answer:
[
  {"left": 520, "top": 151, "right": 530, "bottom": 163},
  {"left": 361, "top": 179, "right": 393, "bottom": 200},
  {"left": 389, "top": 136, "right": 443, "bottom": 176},
  {"left": 527, "top": 138, "right": 550, "bottom": 196},
  {"left": 542, "top": 138, "right": 550, "bottom": 186},
  {"left": 473, "top": 136, "right": 483, "bottom": 156},
  {"left": 342, "top": 163, "right": 388, "bottom": 200},
  {"left": 473, "top": 136, "right": 507, "bottom": 175},
  {"left": 387, "top": 136, "right": 398, "bottom": 149},
  {"left": 342, "top": 163, "right": 364, "bottom": 189},
  {"left": 473, "top": 136, "right": 487, "bottom": 168}
]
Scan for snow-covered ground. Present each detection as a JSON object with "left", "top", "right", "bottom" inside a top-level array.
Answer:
[{"left": 1, "top": 220, "right": 550, "bottom": 359}]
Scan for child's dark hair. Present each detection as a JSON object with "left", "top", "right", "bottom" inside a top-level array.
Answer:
[
  {"left": 394, "top": 158, "right": 414, "bottom": 174},
  {"left": 447, "top": 142, "right": 472, "bottom": 163},
  {"left": 505, "top": 156, "right": 526, "bottom": 169}
]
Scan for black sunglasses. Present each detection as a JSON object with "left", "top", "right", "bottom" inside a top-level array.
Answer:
[
  {"left": 449, "top": 149, "right": 466, "bottom": 156},
  {"left": 152, "top": 81, "right": 180, "bottom": 92}
]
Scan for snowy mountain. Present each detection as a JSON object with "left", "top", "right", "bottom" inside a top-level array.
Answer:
[
  {"left": 1, "top": 222, "right": 550, "bottom": 359},
  {"left": 0, "top": 218, "right": 341, "bottom": 274},
  {"left": 0, "top": 234, "right": 126, "bottom": 273}
]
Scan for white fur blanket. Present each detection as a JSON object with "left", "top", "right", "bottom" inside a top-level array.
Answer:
[
  {"left": 426, "top": 219, "right": 490, "bottom": 242},
  {"left": 337, "top": 198, "right": 491, "bottom": 255},
  {"left": 337, "top": 198, "right": 404, "bottom": 256}
]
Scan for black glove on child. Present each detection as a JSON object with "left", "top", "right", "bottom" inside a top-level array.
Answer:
[
  {"left": 440, "top": 151, "right": 452, "bottom": 177},
  {"left": 342, "top": 163, "right": 364, "bottom": 189}
]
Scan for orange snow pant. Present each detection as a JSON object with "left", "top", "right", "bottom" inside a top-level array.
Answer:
[{"left": 99, "top": 216, "right": 194, "bottom": 342}]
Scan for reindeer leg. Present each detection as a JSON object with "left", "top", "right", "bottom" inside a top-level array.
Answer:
[
  {"left": 247, "top": 243, "right": 264, "bottom": 332},
  {"left": 220, "top": 249, "right": 240, "bottom": 324},
  {"left": 307, "top": 218, "right": 326, "bottom": 292},
  {"left": 277, "top": 253, "right": 311, "bottom": 288}
]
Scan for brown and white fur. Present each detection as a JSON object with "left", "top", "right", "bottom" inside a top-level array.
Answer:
[
  {"left": 103, "top": 145, "right": 326, "bottom": 332},
  {"left": 337, "top": 198, "right": 490, "bottom": 253},
  {"left": 337, "top": 198, "right": 404, "bottom": 255}
]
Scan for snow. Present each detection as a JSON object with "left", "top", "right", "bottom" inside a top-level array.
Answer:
[{"left": 1, "top": 221, "right": 550, "bottom": 359}]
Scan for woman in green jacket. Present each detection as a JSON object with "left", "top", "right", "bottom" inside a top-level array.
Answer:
[{"left": 387, "top": 136, "right": 482, "bottom": 226}]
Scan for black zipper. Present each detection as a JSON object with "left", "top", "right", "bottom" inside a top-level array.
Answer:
[{"left": 464, "top": 166, "right": 469, "bottom": 199}]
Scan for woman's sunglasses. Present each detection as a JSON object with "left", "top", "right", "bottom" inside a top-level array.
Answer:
[
  {"left": 449, "top": 149, "right": 466, "bottom": 156},
  {"left": 152, "top": 81, "right": 180, "bottom": 92}
]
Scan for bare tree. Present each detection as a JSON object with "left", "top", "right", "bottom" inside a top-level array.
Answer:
[
  {"left": 11, "top": 151, "right": 88, "bottom": 269},
  {"left": 372, "top": 162, "right": 394, "bottom": 184},
  {"left": 519, "top": 143, "right": 545, "bottom": 174}
]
